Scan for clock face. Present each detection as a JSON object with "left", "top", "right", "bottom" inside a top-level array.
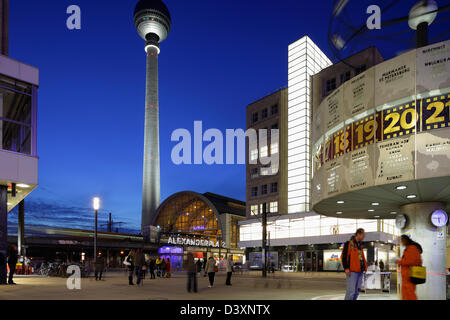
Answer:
[
  {"left": 431, "top": 209, "right": 448, "bottom": 227},
  {"left": 395, "top": 214, "right": 407, "bottom": 229}
]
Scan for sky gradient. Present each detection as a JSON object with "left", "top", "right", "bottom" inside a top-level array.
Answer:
[{"left": 7, "top": 0, "right": 447, "bottom": 232}]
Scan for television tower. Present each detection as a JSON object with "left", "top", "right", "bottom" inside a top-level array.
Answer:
[{"left": 134, "top": 0, "right": 171, "bottom": 231}]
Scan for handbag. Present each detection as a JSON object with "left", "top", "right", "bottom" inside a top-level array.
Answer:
[
  {"left": 214, "top": 265, "right": 219, "bottom": 273},
  {"left": 409, "top": 266, "right": 426, "bottom": 285}
]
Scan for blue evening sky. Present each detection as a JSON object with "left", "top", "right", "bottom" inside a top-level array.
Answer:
[{"left": 7, "top": 0, "right": 449, "bottom": 232}]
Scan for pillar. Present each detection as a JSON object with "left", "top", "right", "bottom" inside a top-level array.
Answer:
[
  {"left": 141, "top": 40, "right": 161, "bottom": 232},
  {"left": 400, "top": 202, "right": 447, "bottom": 300},
  {"left": 18, "top": 200, "right": 24, "bottom": 256},
  {"left": 0, "top": 185, "right": 7, "bottom": 284}
]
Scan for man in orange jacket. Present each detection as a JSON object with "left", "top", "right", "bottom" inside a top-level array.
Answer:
[{"left": 341, "top": 228, "right": 367, "bottom": 300}]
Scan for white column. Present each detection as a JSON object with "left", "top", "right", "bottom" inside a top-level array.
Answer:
[
  {"left": 400, "top": 202, "right": 447, "bottom": 300},
  {"left": 287, "top": 36, "right": 331, "bottom": 213}
]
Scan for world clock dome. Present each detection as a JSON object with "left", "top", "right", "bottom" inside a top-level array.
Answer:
[{"left": 134, "top": 0, "right": 172, "bottom": 52}]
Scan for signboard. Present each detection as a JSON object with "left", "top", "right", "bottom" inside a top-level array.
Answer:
[
  {"left": 375, "top": 50, "right": 416, "bottom": 107},
  {"left": 416, "top": 40, "right": 450, "bottom": 94},
  {"left": 375, "top": 136, "right": 415, "bottom": 185},
  {"left": 167, "top": 236, "right": 225, "bottom": 248},
  {"left": 344, "top": 68, "right": 375, "bottom": 118},
  {"left": 420, "top": 94, "right": 450, "bottom": 132}
]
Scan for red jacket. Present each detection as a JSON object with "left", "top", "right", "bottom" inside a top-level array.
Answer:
[{"left": 341, "top": 237, "right": 367, "bottom": 273}]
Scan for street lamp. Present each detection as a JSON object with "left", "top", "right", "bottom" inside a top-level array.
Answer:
[{"left": 93, "top": 197, "right": 100, "bottom": 263}]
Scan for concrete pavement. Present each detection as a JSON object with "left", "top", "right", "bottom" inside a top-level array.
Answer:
[{"left": 0, "top": 272, "right": 398, "bottom": 300}]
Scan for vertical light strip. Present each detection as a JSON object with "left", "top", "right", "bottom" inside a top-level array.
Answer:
[{"left": 287, "top": 36, "right": 331, "bottom": 214}]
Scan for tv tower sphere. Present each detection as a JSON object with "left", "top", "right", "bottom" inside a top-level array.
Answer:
[{"left": 134, "top": 0, "right": 171, "bottom": 53}]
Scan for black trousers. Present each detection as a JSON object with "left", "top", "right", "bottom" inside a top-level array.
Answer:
[
  {"left": 8, "top": 264, "right": 16, "bottom": 284},
  {"left": 187, "top": 272, "right": 198, "bottom": 292},
  {"left": 208, "top": 272, "right": 215, "bottom": 286},
  {"left": 150, "top": 269, "right": 155, "bottom": 279},
  {"left": 95, "top": 270, "right": 103, "bottom": 280},
  {"left": 226, "top": 272, "right": 232, "bottom": 285}
]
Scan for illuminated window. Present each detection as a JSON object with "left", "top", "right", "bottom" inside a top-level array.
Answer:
[
  {"left": 250, "top": 205, "right": 258, "bottom": 216},
  {"left": 271, "top": 143, "right": 279, "bottom": 155},
  {"left": 153, "top": 193, "right": 222, "bottom": 242},
  {"left": 250, "top": 148, "right": 258, "bottom": 161},
  {"left": 269, "top": 201, "right": 278, "bottom": 213},
  {"left": 260, "top": 145, "right": 268, "bottom": 158}
]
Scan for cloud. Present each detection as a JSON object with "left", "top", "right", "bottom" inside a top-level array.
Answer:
[{"left": 7, "top": 198, "right": 140, "bottom": 235}]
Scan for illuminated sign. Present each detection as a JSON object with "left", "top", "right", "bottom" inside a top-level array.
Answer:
[{"left": 167, "top": 236, "right": 225, "bottom": 248}]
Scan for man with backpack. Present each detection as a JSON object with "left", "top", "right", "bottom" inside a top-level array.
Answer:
[{"left": 341, "top": 228, "right": 367, "bottom": 300}]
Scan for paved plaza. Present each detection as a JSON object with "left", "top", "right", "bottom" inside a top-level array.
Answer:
[{"left": 0, "top": 272, "right": 398, "bottom": 300}]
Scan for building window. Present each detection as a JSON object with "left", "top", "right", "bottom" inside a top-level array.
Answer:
[
  {"left": 271, "top": 104, "right": 278, "bottom": 115},
  {"left": 326, "top": 78, "right": 336, "bottom": 92},
  {"left": 271, "top": 182, "right": 278, "bottom": 193},
  {"left": 250, "top": 168, "right": 258, "bottom": 178},
  {"left": 250, "top": 148, "right": 258, "bottom": 161},
  {"left": 271, "top": 142, "right": 279, "bottom": 155},
  {"left": 252, "top": 112, "right": 258, "bottom": 123},
  {"left": 250, "top": 205, "right": 258, "bottom": 216},
  {"left": 260, "top": 166, "right": 270, "bottom": 176},
  {"left": 355, "top": 65, "right": 366, "bottom": 75},
  {"left": 261, "top": 184, "right": 268, "bottom": 195},
  {"left": 261, "top": 108, "right": 268, "bottom": 119},
  {"left": 340, "top": 71, "right": 351, "bottom": 84},
  {"left": 251, "top": 187, "right": 258, "bottom": 197},
  {"left": 271, "top": 123, "right": 279, "bottom": 130},
  {"left": 269, "top": 201, "right": 278, "bottom": 213},
  {"left": 260, "top": 145, "right": 268, "bottom": 158},
  {"left": 260, "top": 203, "right": 268, "bottom": 214}
]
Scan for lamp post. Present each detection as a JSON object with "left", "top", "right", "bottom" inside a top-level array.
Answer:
[{"left": 93, "top": 197, "right": 100, "bottom": 264}]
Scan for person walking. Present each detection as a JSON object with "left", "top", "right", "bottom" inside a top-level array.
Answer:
[
  {"left": 155, "top": 257, "right": 162, "bottom": 277},
  {"left": 166, "top": 258, "right": 171, "bottom": 278},
  {"left": 379, "top": 259, "right": 385, "bottom": 272},
  {"left": 160, "top": 258, "right": 167, "bottom": 278},
  {"left": 184, "top": 252, "right": 197, "bottom": 293},
  {"left": 205, "top": 256, "right": 217, "bottom": 288},
  {"left": 196, "top": 259, "right": 202, "bottom": 275},
  {"left": 397, "top": 235, "right": 423, "bottom": 300},
  {"left": 94, "top": 253, "right": 105, "bottom": 281},
  {"left": 341, "top": 228, "right": 367, "bottom": 300},
  {"left": 149, "top": 258, "right": 156, "bottom": 279},
  {"left": 225, "top": 255, "right": 234, "bottom": 286},
  {"left": 7, "top": 245, "right": 18, "bottom": 285},
  {"left": 134, "top": 249, "right": 145, "bottom": 286},
  {"left": 125, "top": 250, "right": 135, "bottom": 285}
]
